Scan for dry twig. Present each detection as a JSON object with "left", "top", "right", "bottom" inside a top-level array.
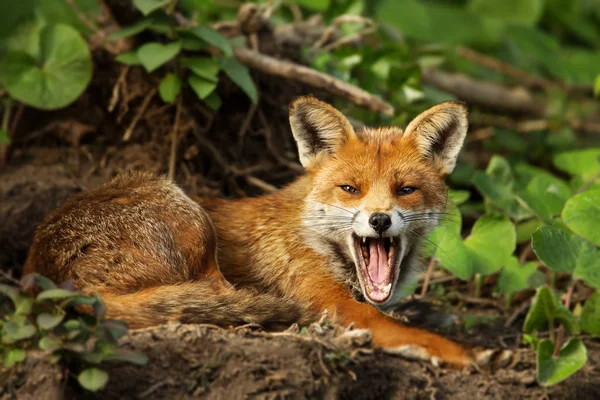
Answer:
[
  {"left": 234, "top": 48, "right": 394, "bottom": 116},
  {"left": 123, "top": 87, "right": 157, "bottom": 141},
  {"left": 421, "top": 68, "right": 544, "bottom": 117}
]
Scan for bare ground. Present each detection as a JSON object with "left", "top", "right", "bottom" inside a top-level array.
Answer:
[{"left": 1, "top": 149, "right": 599, "bottom": 399}]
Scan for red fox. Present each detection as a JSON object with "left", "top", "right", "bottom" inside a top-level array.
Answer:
[{"left": 24, "top": 97, "right": 494, "bottom": 368}]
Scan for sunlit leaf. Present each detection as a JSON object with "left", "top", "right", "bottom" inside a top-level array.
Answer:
[
  {"left": 220, "top": 57, "right": 258, "bottom": 104},
  {"left": 77, "top": 368, "right": 109, "bottom": 392},
  {"left": 537, "top": 338, "right": 587, "bottom": 386},
  {"left": 136, "top": 41, "right": 181, "bottom": 73},
  {"left": 190, "top": 26, "right": 232, "bottom": 56},
  {"left": 562, "top": 190, "right": 600, "bottom": 246},
  {"left": 189, "top": 75, "right": 217, "bottom": 100},
  {"left": 581, "top": 292, "right": 600, "bottom": 336},
  {"left": 464, "top": 214, "right": 516, "bottom": 276},
  {"left": 158, "top": 73, "right": 182, "bottom": 103},
  {"left": 3, "top": 348, "right": 26, "bottom": 368},
  {"left": 133, "top": 0, "right": 169, "bottom": 16},
  {"left": 0, "top": 24, "right": 92, "bottom": 109},
  {"left": 37, "top": 313, "right": 65, "bottom": 330}
]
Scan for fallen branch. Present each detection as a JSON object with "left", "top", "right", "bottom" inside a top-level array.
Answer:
[
  {"left": 123, "top": 87, "right": 157, "bottom": 141},
  {"left": 470, "top": 113, "right": 600, "bottom": 135},
  {"left": 233, "top": 48, "right": 394, "bottom": 116},
  {"left": 421, "top": 68, "right": 545, "bottom": 117},
  {"left": 456, "top": 46, "right": 558, "bottom": 92}
]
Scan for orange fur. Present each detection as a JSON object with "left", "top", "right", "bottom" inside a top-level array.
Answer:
[{"left": 25, "top": 97, "right": 473, "bottom": 367}]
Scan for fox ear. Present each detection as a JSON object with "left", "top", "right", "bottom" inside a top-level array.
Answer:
[
  {"left": 403, "top": 101, "right": 469, "bottom": 175},
  {"left": 289, "top": 96, "right": 355, "bottom": 168}
]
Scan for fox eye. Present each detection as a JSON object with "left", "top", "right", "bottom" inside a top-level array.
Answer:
[
  {"left": 340, "top": 185, "right": 360, "bottom": 195},
  {"left": 397, "top": 186, "right": 417, "bottom": 196}
]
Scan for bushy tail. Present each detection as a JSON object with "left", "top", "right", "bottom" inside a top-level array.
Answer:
[{"left": 97, "top": 281, "right": 307, "bottom": 331}]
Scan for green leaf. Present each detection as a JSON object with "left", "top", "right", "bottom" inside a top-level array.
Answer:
[
  {"left": 103, "top": 349, "right": 148, "bottom": 365},
  {"left": 133, "top": 0, "right": 169, "bottom": 16},
  {"left": 115, "top": 51, "right": 141, "bottom": 66},
  {"left": 537, "top": 338, "right": 587, "bottom": 386},
  {"left": 63, "top": 295, "right": 97, "bottom": 308},
  {"left": 82, "top": 352, "right": 104, "bottom": 364},
  {"left": 554, "top": 149, "right": 600, "bottom": 180},
  {"left": 77, "top": 368, "right": 109, "bottom": 392},
  {"left": 448, "top": 189, "right": 470, "bottom": 206},
  {"left": 562, "top": 190, "right": 600, "bottom": 246},
  {"left": 464, "top": 214, "right": 516, "bottom": 276},
  {"left": 594, "top": 75, "right": 600, "bottom": 98},
  {"left": 101, "top": 320, "right": 129, "bottom": 342},
  {"left": 181, "top": 57, "right": 219, "bottom": 82},
  {"left": 581, "top": 292, "right": 600, "bottom": 336},
  {"left": 517, "top": 175, "right": 572, "bottom": 223},
  {"left": 532, "top": 226, "right": 581, "bottom": 274},
  {"left": 220, "top": 57, "right": 258, "bottom": 104},
  {"left": 158, "top": 73, "right": 182, "bottom": 103},
  {"left": 497, "top": 257, "right": 543, "bottom": 299},
  {"left": 524, "top": 287, "right": 580, "bottom": 335},
  {"left": 0, "top": 284, "right": 19, "bottom": 304},
  {"left": 574, "top": 242, "right": 600, "bottom": 289},
  {"left": 468, "top": 0, "right": 544, "bottom": 26},
  {"left": 472, "top": 157, "right": 530, "bottom": 220},
  {"left": 93, "top": 294, "right": 106, "bottom": 318},
  {"left": 532, "top": 226, "right": 600, "bottom": 288},
  {"left": 291, "top": 0, "right": 330, "bottom": 11},
  {"left": 63, "top": 320, "right": 81, "bottom": 331},
  {"left": 0, "top": 24, "right": 92, "bottom": 110},
  {"left": 136, "top": 41, "right": 181, "bottom": 73},
  {"left": 37, "top": 289, "right": 78, "bottom": 301},
  {"left": 3, "top": 348, "right": 26, "bottom": 368},
  {"left": 0, "top": 128, "right": 10, "bottom": 145},
  {"left": 4, "top": 320, "right": 36, "bottom": 340},
  {"left": 427, "top": 206, "right": 471, "bottom": 280},
  {"left": 203, "top": 92, "right": 222, "bottom": 111},
  {"left": 39, "top": 335, "right": 62, "bottom": 351},
  {"left": 189, "top": 75, "right": 217, "bottom": 100},
  {"left": 37, "top": 313, "right": 65, "bottom": 330},
  {"left": 516, "top": 218, "right": 543, "bottom": 244},
  {"left": 20, "top": 273, "right": 56, "bottom": 291},
  {"left": 107, "top": 18, "right": 153, "bottom": 41},
  {"left": 14, "top": 295, "right": 33, "bottom": 315},
  {"left": 190, "top": 26, "right": 232, "bottom": 56}
]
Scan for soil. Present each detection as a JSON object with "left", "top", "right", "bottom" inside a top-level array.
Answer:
[{"left": 0, "top": 51, "right": 599, "bottom": 399}]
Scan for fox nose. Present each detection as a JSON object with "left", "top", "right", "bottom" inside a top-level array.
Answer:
[{"left": 369, "top": 213, "right": 391, "bottom": 234}]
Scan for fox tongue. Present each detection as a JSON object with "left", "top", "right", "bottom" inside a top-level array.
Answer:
[{"left": 367, "top": 238, "right": 389, "bottom": 284}]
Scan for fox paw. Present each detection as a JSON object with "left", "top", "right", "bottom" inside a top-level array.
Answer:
[
  {"left": 385, "top": 345, "right": 515, "bottom": 371},
  {"left": 472, "top": 347, "right": 515, "bottom": 371}
]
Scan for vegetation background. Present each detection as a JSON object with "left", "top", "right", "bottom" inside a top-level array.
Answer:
[{"left": 0, "top": 0, "right": 599, "bottom": 398}]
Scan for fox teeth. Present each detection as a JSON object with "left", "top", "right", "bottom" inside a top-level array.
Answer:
[
  {"left": 362, "top": 237, "right": 366, "bottom": 243},
  {"left": 390, "top": 237, "right": 394, "bottom": 243},
  {"left": 383, "top": 283, "right": 392, "bottom": 292}
]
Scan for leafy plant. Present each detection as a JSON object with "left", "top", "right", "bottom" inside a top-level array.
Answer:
[
  {"left": 0, "top": 274, "right": 147, "bottom": 393},
  {"left": 0, "top": 1, "right": 95, "bottom": 110},
  {"left": 108, "top": 1, "right": 257, "bottom": 109}
]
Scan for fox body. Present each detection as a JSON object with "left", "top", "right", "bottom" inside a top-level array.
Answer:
[{"left": 24, "top": 97, "right": 475, "bottom": 366}]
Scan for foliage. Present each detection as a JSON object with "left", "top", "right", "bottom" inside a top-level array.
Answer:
[
  {"left": 0, "top": 1, "right": 95, "bottom": 110},
  {"left": 0, "top": 274, "right": 147, "bottom": 392},
  {"left": 107, "top": 2, "right": 256, "bottom": 108},
  {"left": 1, "top": 0, "right": 599, "bottom": 389}
]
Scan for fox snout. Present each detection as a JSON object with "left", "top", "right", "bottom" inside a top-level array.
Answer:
[{"left": 368, "top": 213, "right": 392, "bottom": 235}]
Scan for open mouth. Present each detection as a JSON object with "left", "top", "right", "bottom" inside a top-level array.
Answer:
[{"left": 353, "top": 235, "right": 400, "bottom": 303}]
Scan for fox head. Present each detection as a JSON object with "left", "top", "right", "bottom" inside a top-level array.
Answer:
[{"left": 289, "top": 96, "right": 468, "bottom": 306}]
